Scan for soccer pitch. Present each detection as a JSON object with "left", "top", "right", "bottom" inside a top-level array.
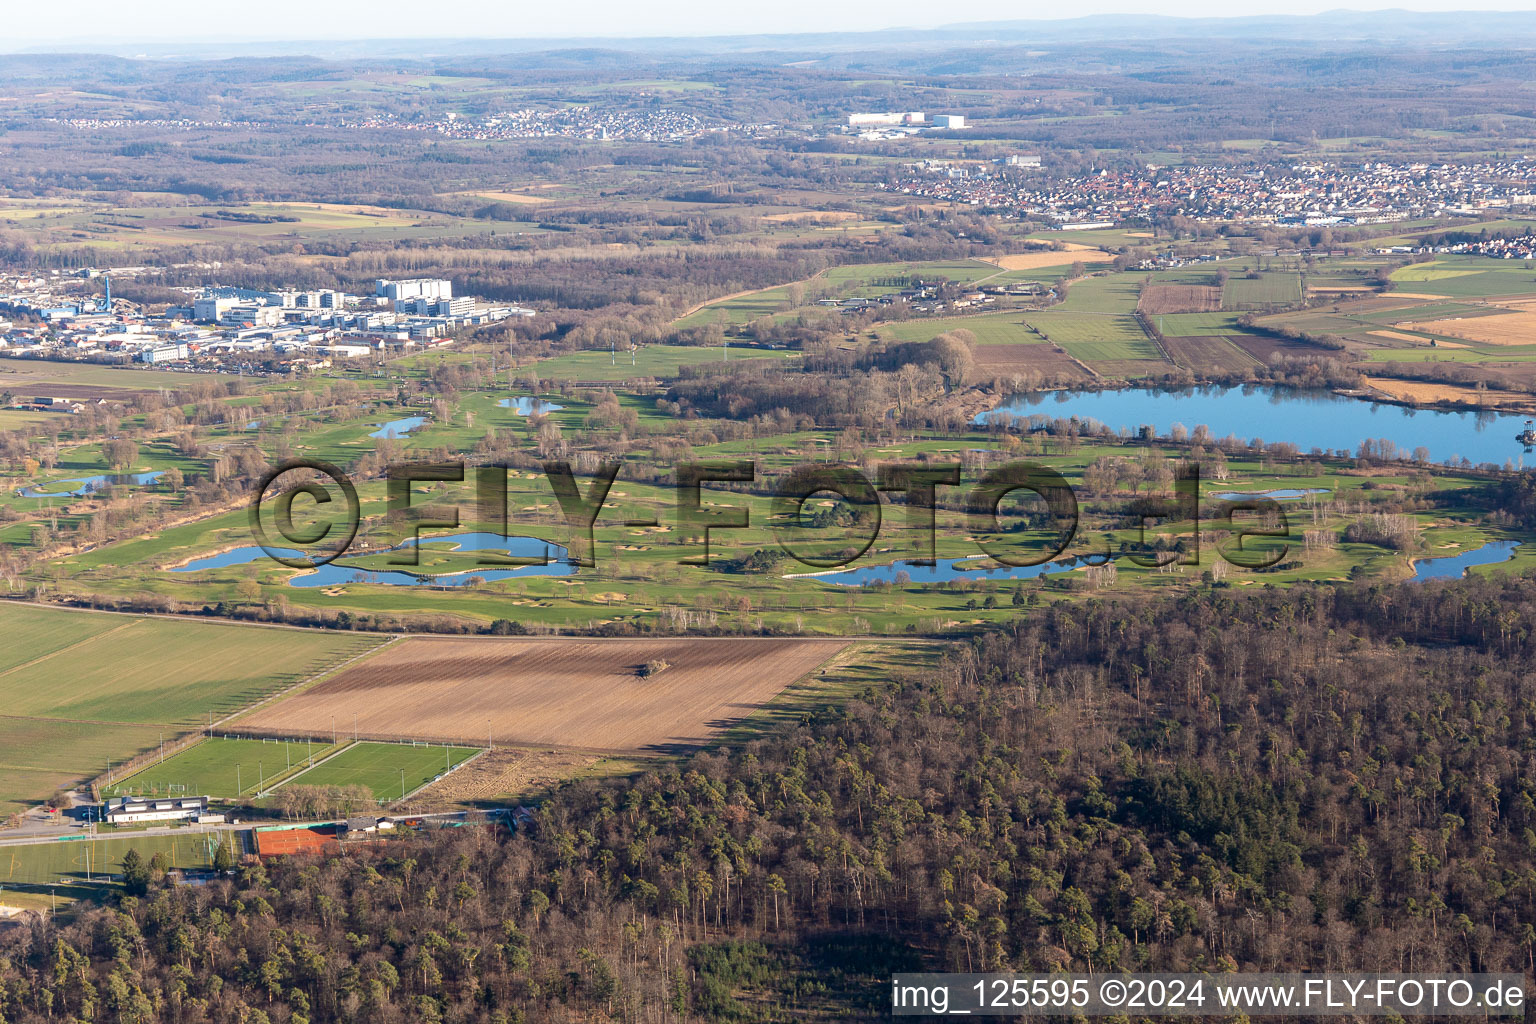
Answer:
[
  {"left": 103, "top": 737, "right": 341, "bottom": 799},
  {"left": 280, "top": 742, "right": 481, "bottom": 801}
]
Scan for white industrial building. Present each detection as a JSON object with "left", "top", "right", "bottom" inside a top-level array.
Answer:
[
  {"left": 139, "top": 343, "right": 190, "bottom": 364},
  {"left": 931, "top": 114, "right": 966, "bottom": 129},
  {"left": 848, "top": 112, "right": 925, "bottom": 126},
  {"left": 102, "top": 795, "right": 211, "bottom": 824},
  {"left": 376, "top": 278, "right": 453, "bottom": 304},
  {"left": 193, "top": 296, "right": 237, "bottom": 322}
]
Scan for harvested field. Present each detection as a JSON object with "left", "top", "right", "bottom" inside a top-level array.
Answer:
[
  {"left": 1362, "top": 376, "right": 1533, "bottom": 408},
  {"left": 1369, "top": 330, "right": 1438, "bottom": 345},
  {"left": 1162, "top": 335, "right": 1260, "bottom": 372},
  {"left": 981, "top": 247, "right": 1111, "bottom": 271},
  {"left": 761, "top": 210, "right": 860, "bottom": 223},
  {"left": 238, "top": 636, "right": 851, "bottom": 754},
  {"left": 460, "top": 190, "right": 551, "bottom": 204},
  {"left": 1402, "top": 310, "right": 1536, "bottom": 346},
  {"left": 1138, "top": 284, "right": 1222, "bottom": 314}
]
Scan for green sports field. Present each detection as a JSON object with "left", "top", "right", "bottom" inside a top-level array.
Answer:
[
  {"left": 103, "top": 737, "right": 344, "bottom": 799},
  {"left": 0, "top": 833, "right": 218, "bottom": 891},
  {"left": 280, "top": 741, "right": 481, "bottom": 801}
]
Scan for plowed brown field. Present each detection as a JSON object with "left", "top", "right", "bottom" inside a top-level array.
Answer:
[
  {"left": 238, "top": 637, "right": 850, "bottom": 754},
  {"left": 1137, "top": 285, "right": 1222, "bottom": 314}
]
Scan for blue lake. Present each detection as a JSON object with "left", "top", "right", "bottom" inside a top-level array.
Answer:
[
  {"left": 20, "top": 471, "right": 164, "bottom": 498},
  {"left": 1211, "top": 488, "right": 1330, "bottom": 501},
  {"left": 170, "top": 533, "right": 574, "bottom": 587},
  {"left": 499, "top": 397, "right": 565, "bottom": 415},
  {"left": 370, "top": 416, "right": 427, "bottom": 439},
  {"left": 982, "top": 386, "right": 1534, "bottom": 467},
  {"left": 1410, "top": 540, "right": 1521, "bottom": 581},
  {"left": 172, "top": 546, "right": 304, "bottom": 571},
  {"left": 794, "top": 555, "right": 1084, "bottom": 588}
]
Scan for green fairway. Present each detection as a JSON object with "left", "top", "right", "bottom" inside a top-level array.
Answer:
[
  {"left": 281, "top": 741, "right": 481, "bottom": 801},
  {"left": 525, "top": 345, "right": 788, "bottom": 381},
  {"left": 103, "top": 737, "right": 343, "bottom": 799},
  {"left": 0, "top": 833, "right": 218, "bottom": 891}
]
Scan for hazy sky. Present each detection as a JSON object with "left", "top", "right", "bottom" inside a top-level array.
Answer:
[{"left": 9, "top": 1, "right": 1536, "bottom": 44}]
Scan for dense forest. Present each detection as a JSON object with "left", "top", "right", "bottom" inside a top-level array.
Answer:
[{"left": 3, "top": 572, "right": 1536, "bottom": 1021}]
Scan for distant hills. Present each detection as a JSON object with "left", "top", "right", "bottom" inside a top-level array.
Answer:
[{"left": 13, "top": 9, "right": 1536, "bottom": 62}]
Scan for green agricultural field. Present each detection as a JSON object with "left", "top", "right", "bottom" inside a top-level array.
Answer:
[
  {"left": 0, "top": 605, "right": 383, "bottom": 815},
  {"left": 1357, "top": 301, "right": 1499, "bottom": 323},
  {"left": 0, "top": 615, "right": 381, "bottom": 725},
  {"left": 0, "top": 833, "right": 218, "bottom": 892},
  {"left": 1390, "top": 262, "right": 1481, "bottom": 283},
  {"left": 1223, "top": 272, "right": 1301, "bottom": 309},
  {"left": 0, "top": 719, "right": 167, "bottom": 819},
  {"left": 1155, "top": 312, "right": 1244, "bottom": 336},
  {"left": 0, "top": 603, "right": 122, "bottom": 673},
  {"left": 103, "top": 737, "right": 343, "bottom": 800},
  {"left": 1398, "top": 270, "right": 1536, "bottom": 298},
  {"left": 1025, "top": 312, "right": 1149, "bottom": 347},
  {"left": 1058, "top": 274, "right": 1143, "bottom": 314},
  {"left": 281, "top": 742, "right": 481, "bottom": 802}
]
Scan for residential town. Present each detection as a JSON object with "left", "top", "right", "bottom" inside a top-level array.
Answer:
[{"left": 883, "top": 157, "right": 1536, "bottom": 227}]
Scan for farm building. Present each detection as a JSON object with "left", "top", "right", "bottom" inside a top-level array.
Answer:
[{"left": 102, "top": 795, "right": 210, "bottom": 824}]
